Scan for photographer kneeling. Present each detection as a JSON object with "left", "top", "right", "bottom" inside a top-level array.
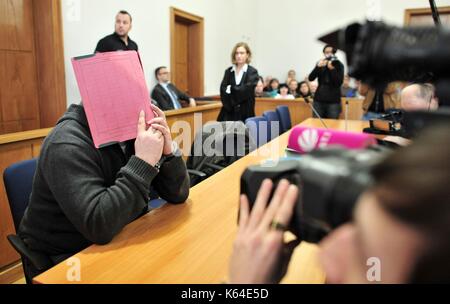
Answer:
[{"left": 229, "top": 125, "right": 450, "bottom": 284}]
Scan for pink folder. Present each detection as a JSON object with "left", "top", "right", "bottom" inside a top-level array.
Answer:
[{"left": 72, "top": 51, "right": 154, "bottom": 148}]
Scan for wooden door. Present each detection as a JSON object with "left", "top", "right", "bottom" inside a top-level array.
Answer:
[
  {"left": 174, "top": 20, "right": 190, "bottom": 93},
  {"left": 171, "top": 8, "right": 204, "bottom": 97}
]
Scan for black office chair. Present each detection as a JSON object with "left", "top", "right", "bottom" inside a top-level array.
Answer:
[
  {"left": 187, "top": 121, "right": 253, "bottom": 187},
  {"left": 3, "top": 159, "right": 53, "bottom": 284}
]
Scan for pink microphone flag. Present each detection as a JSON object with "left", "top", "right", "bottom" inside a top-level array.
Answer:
[{"left": 288, "top": 126, "right": 377, "bottom": 154}]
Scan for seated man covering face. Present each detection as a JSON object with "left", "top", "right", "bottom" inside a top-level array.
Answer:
[{"left": 19, "top": 102, "right": 190, "bottom": 280}]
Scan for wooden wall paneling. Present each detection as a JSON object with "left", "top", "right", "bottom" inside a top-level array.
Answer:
[
  {"left": 0, "top": 45, "right": 41, "bottom": 134},
  {"left": 0, "top": 0, "right": 66, "bottom": 135},
  {"left": 0, "top": 0, "right": 41, "bottom": 135},
  {"left": 0, "top": 0, "right": 34, "bottom": 51},
  {"left": 32, "top": 0, "right": 67, "bottom": 128},
  {"left": 166, "top": 105, "right": 221, "bottom": 158},
  {"left": 0, "top": 261, "right": 25, "bottom": 284},
  {"left": 255, "top": 98, "right": 364, "bottom": 126}
]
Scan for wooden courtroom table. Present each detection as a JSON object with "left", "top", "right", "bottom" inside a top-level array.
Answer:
[{"left": 34, "top": 119, "right": 370, "bottom": 284}]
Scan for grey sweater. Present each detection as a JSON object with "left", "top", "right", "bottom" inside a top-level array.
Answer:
[{"left": 19, "top": 104, "right": 190, "bottom": 257}]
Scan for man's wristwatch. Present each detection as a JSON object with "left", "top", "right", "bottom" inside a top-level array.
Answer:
[{"left": 155, "top": 142, "right": 181, "bottom": 170}]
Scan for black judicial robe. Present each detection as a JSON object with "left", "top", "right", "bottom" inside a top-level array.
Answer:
[{"left": 218, "top": 65, "right": 259, "bottom": 122}]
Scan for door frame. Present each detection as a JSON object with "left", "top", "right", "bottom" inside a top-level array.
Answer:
[
  {"left": 170, "top": 7, "right": 204, "bottom": 97},
  {"left": 404, "top": 6, "right": 450, "bottom": 25}
]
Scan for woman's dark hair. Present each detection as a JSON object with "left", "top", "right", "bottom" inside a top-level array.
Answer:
[
  {"left": 323, "top": 44, "right": 337, "bottom": 54},
  {"left": 371, "top": 124, "right": 450, "bottom": 283},
  {"left": 279, "top": 84, "right": 289, "bottom": 90},
  {"left": 298, "top": 81, "right": 311, "bottom": 97},
  {"left": 269, "top": 78, "right": 280, "bottom": 90}
]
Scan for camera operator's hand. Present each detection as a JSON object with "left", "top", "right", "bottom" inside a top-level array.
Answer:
[
  {"left": 327, "top": 61, "right": 335, "bottom": 70},
  {"left": 135, "top": 110, "right": 164, "bottom": 167},
  {"left": 317, "top": 59, "right": 327, "bottom": 68},
  {"left": 229, "top": 179, "right": 300, "bottom": 284},
  {"left": 147, "top": 104, "right": 174, "bottom": 156}
]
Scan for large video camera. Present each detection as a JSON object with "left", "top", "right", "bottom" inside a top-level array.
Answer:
[
  {"left": 364, "top": 108, "right": 450, "bottom": 138},
  {"left": 240, "top": 4, "right": 450, "bottom": 243},
  {"left": 319, "top": 20, "right": 450, "bottom": 102},
  {"left": 241, "top": 148, "right": 388, "bottom": 243}
]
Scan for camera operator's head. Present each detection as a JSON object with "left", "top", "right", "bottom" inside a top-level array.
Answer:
[
  {"left": 401, "top": 83, "right": 439, "bottom": 112},
  {"left": 323, "top": 44, "right": 337, "bottom": 59},
  {"left": 320, "top": 125, "right": 450, "bottom": 283}
]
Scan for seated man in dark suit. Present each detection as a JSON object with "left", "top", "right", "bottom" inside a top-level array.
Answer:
[{"left": 151, "top": 67, "right": 196, "bottom": 111}]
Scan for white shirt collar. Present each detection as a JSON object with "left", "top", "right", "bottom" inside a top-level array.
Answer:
[
  {"left": 231, "top": 64, "right": 248, "bottom": 73},
  {"left": 232, "top": 64, "right": 248, "bottom": 85}
]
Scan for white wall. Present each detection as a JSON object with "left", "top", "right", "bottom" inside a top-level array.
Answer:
[
  {"left": 61, "top": 0, "right": 450, "bottom": 106},
  {"left": 252, "top": 0, "right": 450, "bottom": 84},
  {"left": 61, "top": 0, "right": 258, "bottom": 105}
]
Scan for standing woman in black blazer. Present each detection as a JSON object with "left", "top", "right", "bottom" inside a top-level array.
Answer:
[{"left": 218, "top": 42, "right": 259, "bottom": 122}]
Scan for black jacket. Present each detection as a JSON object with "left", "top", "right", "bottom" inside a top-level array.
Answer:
[
  {"left": 218, "top": 65, "right": 259, "bottom": 122},
  {"left": 151, "top": 83, "right": 191, "bottom": 111},
  {"left": 95, "top": 33, "right": 138, "bottom": 53},
  {"left": 308, "top": 61, "right": 344, "bottom": 104},
  {"left": 19, "top": 104, "right": 190, "bottom": 257}
]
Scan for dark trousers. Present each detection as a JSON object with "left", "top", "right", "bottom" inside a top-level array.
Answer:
[{"left": 313, "top": 101, "right": 342, "bottom": 119}]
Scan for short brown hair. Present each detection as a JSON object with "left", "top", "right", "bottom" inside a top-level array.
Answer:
[
  {"left": 118, "top": 10, "right": 132, "bottom": 22},
  {"left": 231, "top": 42, "right": 252, "bottom": 65}
]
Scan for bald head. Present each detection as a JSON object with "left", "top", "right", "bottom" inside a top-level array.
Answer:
[{"left": 401, "top": 84, "right": 439, "bottom": 111}]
